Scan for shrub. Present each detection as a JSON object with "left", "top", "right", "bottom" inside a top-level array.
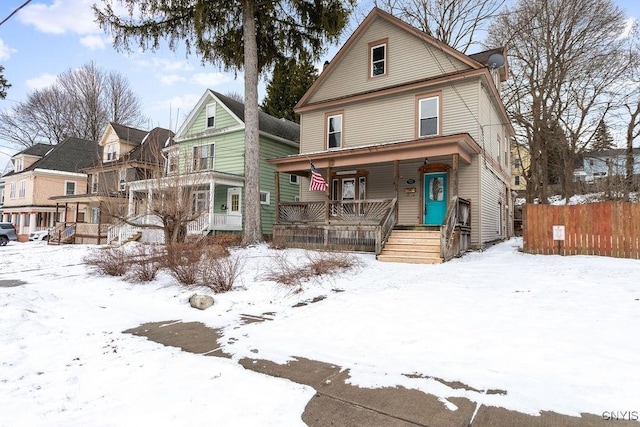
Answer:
[
  {"left": 84, "top": 247, "right": 128, "bottom": 276},
  {"left": 127, "top": 244, "right": 164, "bottom": 282},
  {"left": 199, "top": 255, "right": 244, "bottom": 293},
  {"left": 164, "top": 243, "right": 203, "bottom": 285},
  {"left": 262, "top": 250, "right": 362, "bottom": 289},
  {"left": 207, "top": 233, "right": 242, "bottom": 248}
]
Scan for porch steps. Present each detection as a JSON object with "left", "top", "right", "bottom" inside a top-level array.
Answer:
[{"left": 377, "top": 229, "right": 442, "bottom": 264}]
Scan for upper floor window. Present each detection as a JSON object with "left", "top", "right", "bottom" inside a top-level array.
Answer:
[
  {"left": 206, "top": 103, "right": 216, "bottom": 128},
  {"left": 418, "top": 95, "right": 439, "bottom": 137},
  {"left": 514, "top": 158, "right": 521, "bottom": 168},
  {"left": 327, "top": 114, "right": 342, "bottom": 149},
  {"left": 369, "top": 41, "right": 387, "bottom": 77},
  {"left": 119, "top": 169, "right": 127, "bottom": 192},
  {"left": 106, "top": 144, "right": 117, "bottom": 161},
  {"left": 13, "top": 158, "right": 23, "bottom": 172},
  {"left": 18, "top": 180, "right": 26, "bottom": 198},
  {"left": 9, "top": 183, "right": 16, "bottom": 199},
  {"left": 91, "top": 174, "right": 99, "bottom": 193},
  {"left": 193, "top": 143, "right": 215, "bottom": 171},
  {"left": 166, "top": 150, "right": 178, "bottom": 174},
  {"left": 65, "top": 181, "right": 76, "bottom": 196},
  {"left": 514, "top": 175, "right": 521, "bottom": 186}
]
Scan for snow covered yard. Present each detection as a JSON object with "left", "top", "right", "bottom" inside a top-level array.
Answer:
[{"left": 1, "top": 238, "right": 638, "bottom": 425}]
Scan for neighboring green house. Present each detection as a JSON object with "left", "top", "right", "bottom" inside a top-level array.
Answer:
[{"left": 128, "top": 90, "right": 300, "bottom": 238}]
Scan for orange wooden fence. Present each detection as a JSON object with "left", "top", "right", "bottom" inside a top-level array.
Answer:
[{"left": 522, "top": 202, "right": 640, "bottom": 259}]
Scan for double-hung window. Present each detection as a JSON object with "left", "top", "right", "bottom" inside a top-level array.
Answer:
[
  {"left": 119, "top": 169, "right": 127, "bottom": 192},
  {"left": 14, "top": 158, "right": 23, "bottom": 172},
  {"left": 193, "top": 144, "right": 215, "bottom": 171},
  {"left": 370, "top": 41, "right": 387, "bottom": 77},
  {"left": 106, "top": 144, "right": 117, "bottom": 161},
  {"left": 327, "top": 114, "right": 342, "bottom": 149},
  {"left": 206, "top": 103, "right": 216, "bottom": 128},
  {"left": 65, "top": 181, "right": 76, "bottom": 196},
  {"left": 9, "top": 182, "right": 16, "bottom": 199},
  {"left": 18, "top": 180, "right": 26, "bottom": 198},
  {"left": 91, "top": 174, "right": 99, "bottom": 193},
  {"left": 418, "top": 96, "right": 439, "bottom": 137}
]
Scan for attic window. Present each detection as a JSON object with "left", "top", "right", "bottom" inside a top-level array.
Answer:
[
  {"left": 106, "top": 144, "right": 117, "bottom": 161},
  {"left": 369, "top": 40, "right": 387, "bottom": 77},
  {"left": 14, "top": 158, "right": 23, "bottom": 172},
  {"left": 206, "top": 103, "right": 216, "bottom": 128}
]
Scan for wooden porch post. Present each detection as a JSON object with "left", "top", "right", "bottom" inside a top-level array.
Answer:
[
  {"left": 324, "top": 166, "right": 331, "bottom": 225},
  {"left": 274, "top": 172, "right": 280, "bottom": 224},
  {"left": 75, "top": 202, "right": 80, "bottom": 222},
  {"left": 97, "top": 201, "right": 103, "bottom": 244},
  {"left": 393, "top": 160, "right": 399, "bottom": 217},
  {"left": 451, "top": 154, "right": 459, "bottom": 199}
]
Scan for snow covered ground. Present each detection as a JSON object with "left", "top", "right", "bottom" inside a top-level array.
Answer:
[{"left": 1, "top": 238, "right": 638, "bottom": 425}]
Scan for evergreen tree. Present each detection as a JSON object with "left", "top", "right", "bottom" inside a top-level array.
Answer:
[
  {"left": 94, "top": 0, "right": 352, "bottom": 245},
  {"left": 0, "top": 65, "right": 10, "bottom": 99},
  {"left": 261, "top": 54, "right": 318, "bottom": 123},
  {"left": 591, "top": 119, "right": 615, "bottom": 151}
]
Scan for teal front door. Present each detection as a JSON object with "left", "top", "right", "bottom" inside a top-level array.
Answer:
[{"left": 424, "top": 172, "right": 447, "bottom": 225}]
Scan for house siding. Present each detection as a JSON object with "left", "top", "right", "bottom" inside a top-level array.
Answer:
[
  {"left": 182, "top": 100, "right": 241, "bottom": 139},
  {"left": 309, "top": 16, "right": 470, "bottom": 104},
  {"left": 300, "top": 81, "right": 481, "bottom": 154}
]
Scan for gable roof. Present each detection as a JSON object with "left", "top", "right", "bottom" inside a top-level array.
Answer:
[
  {"left": 127, "top": 127, "right": 175, "bottom": 164},
  {"left": 109, "top": 122, "right": 148, "bottom": 145},
  {"left": 175, "top": 89, "right": 300, "bottom": 144},
  {"left": 296, "top": 7, "right": 487, "bottom": 110},
  {"left": 14, "top": 143, "right": 54, "bottom": 158},
  {"left": 3, "top": 137, "right": 100, "bottom": 178}
]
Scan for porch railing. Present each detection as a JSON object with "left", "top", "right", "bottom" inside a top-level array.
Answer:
[
  {"left": 440, "top": 196, "right": 471, "bottom": 261},
  {"left": 277, "top": 199, "right": 395, "bottom": 224},
  {"left": 376, "top": 198, "right": 397, "bottom": 254},
  {"left": 51, "top": 223, "right": 76, "bottom": 244},
  {"left": 187, "top": 213, "right": 209, "bottom": 234},
  {"left": 211, "top": 213, "right": 242, "bottom": 227}
]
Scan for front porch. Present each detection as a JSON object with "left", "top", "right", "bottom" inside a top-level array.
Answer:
[{"left": 269, "top": 136, "right": 478, "bottom": 261}]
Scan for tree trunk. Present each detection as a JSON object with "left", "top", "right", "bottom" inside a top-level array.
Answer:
[{"left": 241, "top": 0, "right": 263, "bottom": 246}]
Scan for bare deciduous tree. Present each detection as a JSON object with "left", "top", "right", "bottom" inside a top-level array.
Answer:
[
  {"left": 488, "top": 0, "right": 634, "bottom": 202},
  {"left": 374, "top": 0, "right": 506, "bottom": 52},
  {"left": 0, "top": 62, "right": 146, "bottom": 148}
]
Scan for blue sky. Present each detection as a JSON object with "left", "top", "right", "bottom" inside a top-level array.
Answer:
[{"left": 1, "top": 0, "right": 640, "bottom": 169}]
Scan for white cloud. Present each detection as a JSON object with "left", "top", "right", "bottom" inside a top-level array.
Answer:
[
  {"left": 19, "top": 0, "right": 99, "bottom": 35},
  {"left": 26, "top": 73, "right": 58, "bottom": 91},
  {"left": 79, "top": 35, "right": 111, "bottom": 50},
  {"left": 190, "top": 72, "right": 233, "bottom": 87},
  {"left": 0, "top": 39, "right": 17, "bottom": 61},
  {"left": 134, "top": 57, "right": 194, "bottom": 73},
  {"left": 619, "top": 17, "right": 636, "bottom": 39},
  {"left": 159, "top": 74, "right": 186, "bottom": 86}
]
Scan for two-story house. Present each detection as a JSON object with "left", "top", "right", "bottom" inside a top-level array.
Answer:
[
  {"left": 1, "top": 138, "right": 100, "bottom": 240},
  {"left": 47, "top": 123, "right": 173, "bottom": 244},
  {"left": 125, "top": 90, "right": 300, "bottom": 241},
  {"left": 269, "top": 8, "right": 514, "bottom": 263},
  {"left": 573, "top": 148, "right": 640, "bottom": 184}
]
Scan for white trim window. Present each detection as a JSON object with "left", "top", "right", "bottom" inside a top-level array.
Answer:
[
  {"left": 418, "top": 97, "right": 439, "bottom": 137},
  {"left": 289, "top": 174, "right": 299, "bottom": 185},
  {"left": 106, "top": 144, "right": 117, "bottom": 161},
  {"left": 166, "top": 149, "right": 178, "bottom": 174},
  {"left": 65, "top": 181, "right": 76, "bottom": 196},
  {"left": 371, "top": 43, "right": 386, "bottom": 77},
  {"left": 206, "top": 103, "right": 216, "bottom": 128},
  {"left": 9, "top": 182, "right": 16, "bottom": 199},
  {"left": 18, "top": 180, "right": 26, "bottom": 198},
  {"left": 91, "top": 174, "right": 99, "bottom": 193},
  {"left": 14, "top": 158, "right": 23, "bottom": 172},
  {"left": 119, "top": 169, "right": 127, "bottom": 192},
  {"left": 260, "top": 191, "right": 270, "bottom": 205},
  {"left": 327, "top": 114, "right": 342, "bottom": 149},
  {"left": 193, "top": 143, "right": 215, "bottom": 171}
]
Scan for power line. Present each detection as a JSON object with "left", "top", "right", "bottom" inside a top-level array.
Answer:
[{"left": 0, "top": 0, "right": 33, "bottom": 27}]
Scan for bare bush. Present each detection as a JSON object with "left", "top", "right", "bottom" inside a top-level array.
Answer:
[
  {"left": 164, "top": 243, "right": 203, "bottom": 285},
  {"left": 304, "top": 251, "right": 363, "bottom": 277},
  {"left": 127, "top": 244, "right": 164, "bottom": 282},
  {"left": 199, "top": 256, "right": 244, "bottom": 293},
  {"left": 84, "top": 247, "right": 128, "bottom": 276},
  {"left": 207, "top": 233, "right": 242, "bottom": 248},
  {"left": 263, "top": 250, "right": 363, "bottom": 289}
]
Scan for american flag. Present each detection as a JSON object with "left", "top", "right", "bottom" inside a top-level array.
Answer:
[{"left": 309, "top": 162, "right": 328, "bottom": 192}]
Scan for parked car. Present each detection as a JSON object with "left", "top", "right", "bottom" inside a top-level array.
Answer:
[
  {"left": 0, "top": 222, "right": 18, "bottom": 246},
  {"left": 29, "top": 230, "right": 49, "bottom": 241}
]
